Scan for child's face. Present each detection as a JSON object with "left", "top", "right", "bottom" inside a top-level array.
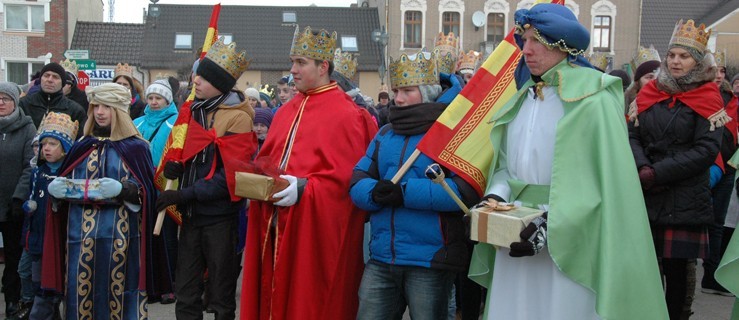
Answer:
[{"left": 41, "top": 137, "right": 65, "bottom": 163}]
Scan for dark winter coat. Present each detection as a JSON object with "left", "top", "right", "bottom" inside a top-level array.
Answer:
[
  {"left": 0, "top": 107, "right": 36, "bottom": 222},
  {"left": 18, "top": 90, "right": 86, "bottom": 139}
]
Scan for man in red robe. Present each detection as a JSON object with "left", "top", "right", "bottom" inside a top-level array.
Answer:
[{"left": 240, "top": 25, "right": 378, "bottom": 320}]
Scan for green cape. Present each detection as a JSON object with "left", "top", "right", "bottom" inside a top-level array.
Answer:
[
  {"left": 717, "top": 151, "right": 739, "bottom": 319},
  {"left": 469, "top": 59, "right": 669, "bottom": 319}
]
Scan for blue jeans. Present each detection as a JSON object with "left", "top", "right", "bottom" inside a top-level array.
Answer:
[
  {"left": 357, "top": 260, "right": 456, "bottom": 320},
  {"left": 18, "top": 251, "right": 40, "bottom": 302}
]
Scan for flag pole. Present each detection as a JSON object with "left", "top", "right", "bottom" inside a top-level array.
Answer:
[{"left": 391, "top": 149, "right": 421, "bottom": 184}]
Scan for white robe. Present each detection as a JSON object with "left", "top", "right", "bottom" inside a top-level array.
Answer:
[{"left": 485, "top": 86, "right": 600, "bottom": 320}]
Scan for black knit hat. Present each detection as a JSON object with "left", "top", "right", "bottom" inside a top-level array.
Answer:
[
  {"left": 197, "top": 57, "right": 236, "bottom": 94},
  {"left": 40, "top": 62, "right": 67, "bottom": 84},
  {"left": 634, "top": 60, "right": 661, "bottom": 82}
]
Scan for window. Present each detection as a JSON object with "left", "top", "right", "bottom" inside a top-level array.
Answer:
[
  {"left": 282, "top": 11, "right": 297, "bottom": 24},
  {"left": 341, "top": 36, "right": 358, "bottom": 52},
  {"left": 174, "top": 33, "right": 193, "bottom": 49},
  {"left": 487, "top": 13, "right": 505, "bottom": 46},
  {"left": 220, "top": 34, "right": 233, "bottom": 44},
  {"left": 593, "top": 15, "right": 611, "bottom": 51},
  {"left": 404, "top": 11, "right": 422, "bottom": 48},
  {"left": 5, "top": 4, "right": 45, "bottom": 32},
  {"left": 6, "top": 62, "right": 44, "bottom": 85},
  {"left": 442, "top": 12, "right": 460, "bottom": 36}
]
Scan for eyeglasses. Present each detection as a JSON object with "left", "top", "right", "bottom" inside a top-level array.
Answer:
[{"left": 0, "top": 97, "right": 13, "bottom": 104}]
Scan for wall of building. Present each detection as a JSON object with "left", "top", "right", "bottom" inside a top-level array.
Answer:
[
  {"left": 0, "top": 14, "right": 31, "bottom": 82},
  {"left": 358, "top": 70, "right": 383, "bottom": 106},
  {"left": 27, "top": 0, "right": 67, "bottom": 62},
  {"left": 67, "top": 0, "right": 103, "bottom": 47}
]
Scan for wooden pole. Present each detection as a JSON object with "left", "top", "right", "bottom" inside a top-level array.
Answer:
[
  {"left": 391, "top": 149, "right": 421, "bottom": 184},
  {"left": 153, "top": 179, "right": 173, "bottom": 236}
]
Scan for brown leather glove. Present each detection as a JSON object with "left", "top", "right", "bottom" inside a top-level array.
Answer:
[{"left": 638, "top": 166, "right": 656, "bottom": 190}]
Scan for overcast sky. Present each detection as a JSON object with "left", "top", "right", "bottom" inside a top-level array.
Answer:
[{"left": 106, "top": 0, "right": 357, "bottom": 23}]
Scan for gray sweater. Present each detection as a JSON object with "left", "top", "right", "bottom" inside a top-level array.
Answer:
[{"left": 0, "top": 107, "right": 36, "bottom": 222}]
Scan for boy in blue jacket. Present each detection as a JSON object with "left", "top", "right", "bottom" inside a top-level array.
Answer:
[{"left": 349, "top": 51, "right": 476, "bottom": 320}]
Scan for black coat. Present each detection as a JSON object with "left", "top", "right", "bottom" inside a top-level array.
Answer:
[
  {"left": 18, "top": 90, "right": 87, "bottom": 139},
  {"left": 628, "top": 99, "right": 722, "bottom": 226}
]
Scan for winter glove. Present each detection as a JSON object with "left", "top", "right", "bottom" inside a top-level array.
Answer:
[
  {"left": 163, "top": 161, "right": 184, "bottom": 180},
  {"left": 156, "top": 190, "right": 185, "bottom": 212},
  {"left": 638, "top": 166, "right": 656, "bottom": 190},
  {"left": 371, "top": 179, "right": 404, "bottom": 207},
  {"left": 273, "top": 175, "right": 299, "bottom": 207},
  {"left": 47, "top": 177, "right": 69, "bottom": 199},
  {"left": 10, "top": 199, "right": 24, "bottom": 221},
  {"left": 473, "top": 193, "right": 506, "bottom": 209},
  {"left": 98, "top": 178, "right": 123, "bottom": 199},
  {"left": 436, "top": 72, "right": 463, "bottom": 104},
  {"left": 116, "top": 181, "right": 140, "bottom": 204},
  {"left": 709, "top": 164, "right": 723, "bottom": 189},
  {"left": 509, "top": 211, "right": 548, "bottom": 257}
]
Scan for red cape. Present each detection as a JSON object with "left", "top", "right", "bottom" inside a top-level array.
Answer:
[{"left": 240, "top": 82, "right": 378, "bottom": 320}]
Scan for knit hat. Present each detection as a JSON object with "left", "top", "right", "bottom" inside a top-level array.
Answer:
[
  {"left": 38, "top": 112, "right": 78, "bottom": 153},
  {"left": 634, "top": 60, "right": 661, "bottom": 82},
  {"left": 145, "top": 79, "right": 173, "bottom": 104},
  {"left": 378, "top": 91, "right": 389, "bottom": 100},
  {"left": 254, "top": 107, "right": 273, "bottom": 128},
  {"left": 244, "top": 87, "right": 260, "bottom": 101},
  {"left": 65, "top": 71, "right": 78, "bottom": 86},
  {"left": 731, "top": 73, "right": 739, "bottom": 86},
  {"left": 40, "top": 62, "right": 67, "bottom": 84},
  {"left": 0, "top": 81, "right": 20, "bottom": 106},
  {"left": 259, "top": 92, "right": 272, "bottom": 109}
]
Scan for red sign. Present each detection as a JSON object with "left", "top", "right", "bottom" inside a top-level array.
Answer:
[{"left": 77, "top": 71, "right": 90, "bottom": 90}]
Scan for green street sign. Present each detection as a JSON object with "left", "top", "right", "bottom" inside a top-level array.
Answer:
[{"left": 74, "top": 59, "right": 97, "bottom": 70}]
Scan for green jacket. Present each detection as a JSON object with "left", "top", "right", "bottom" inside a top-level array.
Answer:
[{"left": 469, "top": 59, "right": 668, "bottom": 319}]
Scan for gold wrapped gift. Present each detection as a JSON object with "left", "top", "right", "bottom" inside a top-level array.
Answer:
[
  {"left": 469, "top": 202, "right": 544, "bottom": 248},
  {"left": 235, "top": 172, "right": 288, "bottom": 202}
]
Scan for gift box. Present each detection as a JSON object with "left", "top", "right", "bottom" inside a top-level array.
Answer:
[
  {"left": 235, "top": 172, "right": 288, "bottom": 202},
  {"left": 469, "top": 204, "right": 545, "bottom": 248}
]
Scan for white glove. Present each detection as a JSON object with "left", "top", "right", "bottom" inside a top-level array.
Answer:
[
  {"left": 48, "top": 177, "right": 69, "bottom": 199},
  {"left": 273, "top": 175, "right": 298, "bottom": 207},
  {"left": 98, "top": 178, "right": 123, "bottom": 199}
]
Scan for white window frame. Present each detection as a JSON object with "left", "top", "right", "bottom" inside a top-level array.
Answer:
[
  {"left": 2, "top": 1, "right": 50, "bottom": 33},
  {"left": 590, "top": 0, "right": 617, "bottom": 55},
  {"left": 2, "top": 58, "right": 47, "bottom": 84},
  {"left": 438, "top": 0, "right": 464, "bottom": 44},
  {"left": 484, "top": 0, "right": 509, "bottom": 54},
  {"left": 174, "top": 32, "right": 193, "bottom": 50},
  {"left": 400, "top": 0, "right": 427, "bottom": 50},
  {"left": 341, "top": 35, "right": 359, "bottom": 52}
]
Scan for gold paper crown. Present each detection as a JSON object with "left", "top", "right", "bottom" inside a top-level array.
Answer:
[
  {"left": 389, "top": 50, "right": 438, "bottom": 89},
  {"left": 588, "top": 52, "right": 609, "bottom": 71},
  {"left": 631, "top": 45, "right": 661, "bottom": 71},
  {"left": 290, "top": 26, "right": 337, "bottom": 62},
  {"left": 260, "top": 84, "right": 274, "bottom": 99},
  {"left": 457, "top": 50, "right": 481, "bottom": 71},
  {"left": 434, "top": 49, "right": 456, "bottom": 75},
  {"left": 204, "top": 37, "right": 250, "bottom": 80},
  {"left": 714, "top": 49, "right": 727, "bottom": 68},
  {"left": 434, "top": 32, "right": 459, "bottom": 74},
  {"left": 37, "top": 112, "right": 78, "bottom": 144},
  {"left": 60, "top": 59, "right": 78, "bottom": 74},
  {"left": 334, "top": 48, "right": 358, "bottom": 79},
  {"left": 114, "top": 63, "right": 133, "bottom": 79},
  {"left": 669, "top": 19, "right": 711, "bottom": 53}
]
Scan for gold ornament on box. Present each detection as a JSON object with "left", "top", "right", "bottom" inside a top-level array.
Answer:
[
  {"left": 457, "top": 50, "right": 481, "bottom": 72},
  {"left": 389, "top": 50, "right": 438, "bottom": 89},
  {"left": 713, "top": 49, "right": 727, "bottom": 68},
  {"left": 60, "top": 59, "right": 78, "bottom": 74},
  {"left": 114, "top": 63, "right": 134, "bottom": 79},
  {"left": 434, "top": 32, "right": 459, "bottom": 74},
  {"left": 37, "top": 112, "right": 79, "bottom": 143},
  {"left": 204, "top": 36, "right": 250, "bottom": 80},
  {"left": 334, "top": 48, "right": 358, "bottom": 79},
  {"left": 669, "top": 19, "right": 711, "bottom": 53},
  {"left": 631, "top": 45, "right": 661, "bottom": 71},
  {"left": 588, "top": 52, "right": 609, "bottom": 71},
  {"left": 290, "top": 26, "right": 337, "bottom": 62}
]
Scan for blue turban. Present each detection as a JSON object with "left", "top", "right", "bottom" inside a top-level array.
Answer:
[{"left": 514, "top": 4, "right": 590, "bottom": 56}]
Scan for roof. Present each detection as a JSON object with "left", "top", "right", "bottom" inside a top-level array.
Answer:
[
  {"left": 70, "top": 22, "right": 145, "bottom": 66},
  {"left": 140, "top": 4, "right": 383, "bottom": 71},
  {"left": 640, "top": 0, "right": 724, "bottom": 55},
  {"left": 700, "top": 0, "right": 739, "bottom": 27}
]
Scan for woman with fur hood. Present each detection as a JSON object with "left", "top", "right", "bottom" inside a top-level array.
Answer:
[{"left": 628, "top": 19, "right": 728, "bottom": 319}]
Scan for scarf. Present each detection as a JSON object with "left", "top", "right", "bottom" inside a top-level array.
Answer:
[
  {"left": 388, "top": 102, "right": 447, "bottom": 136},
  {"left": 191, "top": 93, "right": 228, "bottom": 130},
  {"left": 634, "top": 80, "right": 727, "bottom": 131},
  {"left": 0, "top": 106, "right": 20, "bottom": 131}
]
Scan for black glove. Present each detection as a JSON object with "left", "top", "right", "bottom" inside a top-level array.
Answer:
[
  {"left": 156, "top": 190, "right": 185, "bottom": 212},
  {"left": 163, "top": 161, "right": 184, "bottom": 180},
  {"left": 116, "top": 181, "right": 141, "bottom": 204},
  {"left": 371, "top": 179, "right": 404, "bottom": 207},
  {"left": 509, "top": 211, "right": 548, "bottom": 257},
  {"left": 10, "top": 199, "right": 24, "bottom": 221}
]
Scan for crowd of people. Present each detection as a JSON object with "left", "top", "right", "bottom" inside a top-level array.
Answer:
[{"left": 0, "top": 2, "right": 737, "bottom": 320}]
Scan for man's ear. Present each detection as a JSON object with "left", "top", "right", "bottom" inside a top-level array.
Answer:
[{"left": 320, "top": 60, "right": 330, "bottom": 76}]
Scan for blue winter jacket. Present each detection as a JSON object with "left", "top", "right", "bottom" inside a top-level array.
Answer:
[
  {"left": 350, "top": 124, "right": 476, "bottom": 271},
  {"left": 133, "top": 102, "right": 178, "bottom": 167},
  {"left": 22, "top": 162, "right": 58, "bottom": 255}
]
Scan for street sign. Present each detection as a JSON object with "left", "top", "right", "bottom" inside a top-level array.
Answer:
[
  {"left": 74, "top": 59, "right": 97, "bottom": 70},
  {"left": 76, "top": 71, "right": 90, "bottom": 90},
  {"left": 64, "top": 49, "right": 89, "bottom": 60}
]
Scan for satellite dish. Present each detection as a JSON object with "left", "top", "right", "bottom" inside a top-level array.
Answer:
[{"left": 472, "top": 11, "right": 485, "bottom": 28}]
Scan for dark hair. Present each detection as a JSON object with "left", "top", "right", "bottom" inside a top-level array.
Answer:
[
  {"left": 313, "top": 59, "right": 334, "bottom": 76},
  {"left": 378, "top": 92, "right": 389, "bottom": 100}
]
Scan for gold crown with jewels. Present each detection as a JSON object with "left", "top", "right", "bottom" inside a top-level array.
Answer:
[
  {"left": 631, "top": 45, "right": 661, "bottom": 71},
  {"left": 434, "top": 32, "right": 459, "bottom": 74},
  {"left": 669, "top": 19, "right": 711, "bottom": 53},
  {"left": 114, "top": 63, "right": 133, "bottom": 79},
  {"left": 37, "top": 112, "right": 78, "bottom": 144},
  {"left": 204, "top": 37, "right": 250, "bottom": 80},
  {"left": 457, "top": 50, "right": 481, "bottom": 71},
  {"left": 588, "top": 52, "right": 609, "bottom": 71},
  {"left": 713, "top": 49, "right": 727, "bottom": 68},
  {"left": 290, "top": 26, "right": 337, "bottom": 62},
  {"left": 60, "top": 59, "right": 78, "bottom": 74},
  {"left": 334, "top": 48, "right": 358, "bottom": 79},
  {"left": 389, "top": 50, "right": 438, "bottom": 89}
]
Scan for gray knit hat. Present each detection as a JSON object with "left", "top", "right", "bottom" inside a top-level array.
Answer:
[
  {"left": 244, "top": 87, "right": 260, "bottom": 101},
  {"left": 145, "top": 79, "right": 173, "bottom": 104},
  {"left": 0, "top": 81, "right": 20, "bottom": 106}
]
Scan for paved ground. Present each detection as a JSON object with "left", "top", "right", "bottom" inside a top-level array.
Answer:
[{"left": 0, "top": 261, "right": 733, "bottom": 319}]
